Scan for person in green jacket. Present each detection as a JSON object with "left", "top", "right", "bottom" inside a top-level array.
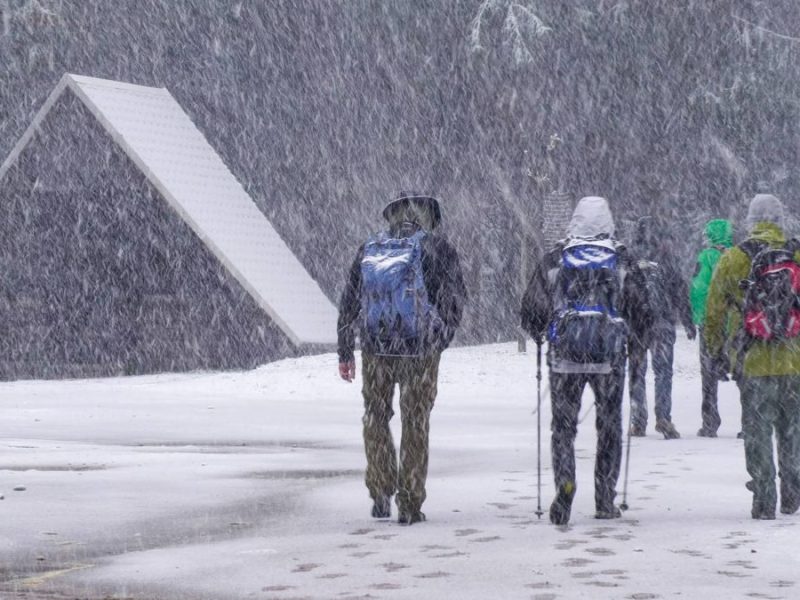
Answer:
[
  {"left": 704, "top": 194, "right": 800, "bottom": 519},
  {"left": 690, "top": 219, "right": 733, "bottom": 437}
]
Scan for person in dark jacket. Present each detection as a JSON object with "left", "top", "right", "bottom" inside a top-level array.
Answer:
[
  {"left": 337, "top": 192, "right": 466, "bottom": 525},
  {"left": 628, "top": 216, "right": 696, "bottom": 439},
  {"left": 521, "top": 196, "right": 652, "bottom": 525}
]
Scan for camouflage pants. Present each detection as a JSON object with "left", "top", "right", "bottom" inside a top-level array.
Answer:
[
  {"left": 361, "top": 352, "right": 441, "bottom": 513},
  {"left": 740, "top": 376, "right": 800, "bottom": 513}
]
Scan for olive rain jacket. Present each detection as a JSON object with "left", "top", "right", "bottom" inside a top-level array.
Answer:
[
  {"left": 690, "top": 219, "right": 733, "bottom": 326},
  {"left": 704, "top": 221, "right": 800, "bottom": 377}
]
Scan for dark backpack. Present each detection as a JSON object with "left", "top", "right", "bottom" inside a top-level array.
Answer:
[
  {"left": 360, "top": 228, "right": 443, "bottom": 356},
  {"left": 739, "top": 240, "right": 800, "bottom": 341},
  {"left": 637, "top": 259, "right": 667, "bottom": 310},
  {"left": 547, "top": 238, "right": 627, "bottom": 365}
]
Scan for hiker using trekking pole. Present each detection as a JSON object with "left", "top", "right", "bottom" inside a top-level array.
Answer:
[
  {"left": 704, "top": 194, "right": 800, "bottom": 520},
  {"left": 521, "top": 196, "right": 652, "bottom": 525},
  {"left": 336, "top": 191, "right": 466, "bottom": 525},
  {"left": 628, "top": 216, "right": 696, "bottom": 440},
  {"left": 690, "top": 218, "right": 734, "bottom": 438}
]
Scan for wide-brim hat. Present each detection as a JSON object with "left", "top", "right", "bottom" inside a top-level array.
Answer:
[{"left": 383, "top": 192, "right": 442, "bottom": 228}]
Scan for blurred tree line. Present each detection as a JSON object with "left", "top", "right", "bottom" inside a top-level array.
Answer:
[{"left": 1, "top": 0, "right": 800, "bottom": 344}]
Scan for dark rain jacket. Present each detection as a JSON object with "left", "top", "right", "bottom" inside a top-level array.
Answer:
[
  {"left": 520, "top": 239, "right": 653, "bottom": 363},
  {"left": 337, "top": 225, "right": 466, "bottom": 363},
  {"left": 631, "top": 228, "right": 693, "bottom": 335}
]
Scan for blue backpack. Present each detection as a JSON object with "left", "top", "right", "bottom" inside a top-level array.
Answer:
[
  {"left": 360, "top": 229, "right": 443, "bottom": 356},
  {"left": 548, "top": 238, "right": 626, "bottom": 367}
]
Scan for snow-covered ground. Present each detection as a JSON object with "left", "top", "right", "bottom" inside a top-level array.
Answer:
[{"left": 1, "top": 337, "right": 798, "bottom": 600}]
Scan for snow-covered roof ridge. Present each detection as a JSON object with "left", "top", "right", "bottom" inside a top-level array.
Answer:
[{"left": 0, "top": 73, "right": 337, "bottom": 347}]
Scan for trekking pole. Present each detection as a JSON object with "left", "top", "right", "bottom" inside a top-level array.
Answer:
[
  {"left": 620, "top": 395, "right": 633, "bottom": 511},
  {"left": 535, "top": 341, "right": 545, "bottom": 519}
]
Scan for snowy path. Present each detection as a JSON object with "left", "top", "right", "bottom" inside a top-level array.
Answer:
[{"left": 1, "top": 338, "right": 798, "bottom": 599}]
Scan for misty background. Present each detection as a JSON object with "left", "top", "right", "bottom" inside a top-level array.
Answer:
[{"left": 2, "top": 0, "right": 800, "bottom": 345}]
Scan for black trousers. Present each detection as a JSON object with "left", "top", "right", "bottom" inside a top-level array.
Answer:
[
  {"left": 550, "top": 368, "right": 624, "bottom": 512},
  {"left": 699, "top": 326, "right": 721, "bottom": 433}
]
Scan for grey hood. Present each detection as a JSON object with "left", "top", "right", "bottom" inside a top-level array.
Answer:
[
  {"left": 746, "top": 193, "right": 784, "bottom": 231},
  {"left": 567, "top": 196, "right": 615, "bottom": 238}
]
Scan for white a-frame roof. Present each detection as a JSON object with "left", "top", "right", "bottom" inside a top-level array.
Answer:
[{"left": 0, "top": 73, "right": 337, "bottom": 346}]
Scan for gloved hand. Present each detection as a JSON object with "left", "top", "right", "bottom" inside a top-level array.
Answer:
[
  {"left": 339, "top": 361, "right": 356, "bottom": 382},
  {"left": 686, "top": 324, "right": 697, "bottom": 340}
]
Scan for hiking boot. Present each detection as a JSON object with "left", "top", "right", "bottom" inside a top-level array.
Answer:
[
  {"left": 629, "top": 424, "right": 646, "bottom": 437},
  {"left": 697, "top": 427, "right": 718, "bottom": 438},
  {"left": 781, "top": 499, "right": 800, "bottom": 515},
  {"left": 655, "top": 419, "right": 681, "bottom": 440},
  {"left": 371, "top": 495, "right": 391, "bottom": 519},
  {"left": 397, "top": 510, "right": 425, "bottom": 525},
  {"left": 751, "top": 504, "right": 776, "bottom": 520},
  {"left": 549, "top": 481, "right": 576, "bottom": 526},
  {"left": 595, "top": 506, "right": 622, "bottom": 519},
  {"left": 751, "top": 490, "right": 776, "bottom": 520},
  {"left": 780, "top": 491, "right": 800, "bottom": 515}
]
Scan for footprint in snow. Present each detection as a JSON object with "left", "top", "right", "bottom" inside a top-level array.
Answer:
[
  {"left": 525, "top": 581, "right": 557, "bottom": 590},
  {"left": 717, "top": 570, "right": 751, "bottom": 578},
  {"left": 292, "top": 563, "right": 321, "bottom": 573},
  {"left": 555, "top": 540, "right": 586, "bottom": 550},
  {"left": 728, "top": 560, "right": 757, "bottom": 570},
  {"left": 262, "top": 585, "right": 294, "bottom": 592},
  {"left": 381, "top": 562, "right": 408, "bottom": 573},
  {"left": 370, "top": 582, "right": 402, "bottom": 590},
  {"left": 487, "top": 502, "right": 515, "bottom": 510},
  {"left": 585, "top": 547, "right": 615, "bottom": 556},
  {"left": 454, "top": 528, "right": 480, "bottom": 537},
  {"left": 430, "top": 550, "right": 467, "bottom": 558},
  {"left": 583, "top": 580, "right": 620, "bottom": 588}
]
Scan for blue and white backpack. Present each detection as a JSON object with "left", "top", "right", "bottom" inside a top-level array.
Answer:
[
  {"left": 360, "top": 228, "right": 443, "bottom": 356},
  {"left": 548, "top": 238, "right": 627, "bottom": 370}
]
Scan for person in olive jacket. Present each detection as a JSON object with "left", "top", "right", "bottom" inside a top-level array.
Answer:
[
  {"left": 705, "top": 194, "right": 800, "bottom": 519},
  {"left": 690, "top": 219, "right": 733, "bottom": 437},
  {"left": 337, "top": 192, "right": 466, "bottom": 525}
]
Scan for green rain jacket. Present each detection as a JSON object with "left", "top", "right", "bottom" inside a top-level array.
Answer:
[
  {"left": 704, "top": 222, "right": 800, "bottom": 377},
  {"left": 690, "top": 219, "right": 733, "bottom": 325}
]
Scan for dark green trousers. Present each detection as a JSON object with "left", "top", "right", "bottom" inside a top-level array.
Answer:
[
  {"left": 361, "top": 352, "right": 441, "bottom": 514},
  {"left": 740, "top": 375, "right": 800, "bottom": 514}
]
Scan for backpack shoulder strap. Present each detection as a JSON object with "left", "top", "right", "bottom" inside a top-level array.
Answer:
[
  {"left": 738, "top": 239, "right": 766, "bottom": 262},
  {"left": 785, "top": 238, "right": 800, "bottom": 255}
]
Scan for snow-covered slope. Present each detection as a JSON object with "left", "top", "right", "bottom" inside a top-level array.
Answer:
[{"left": 1, "top": 337, "right": 797, "bottom": 599}]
